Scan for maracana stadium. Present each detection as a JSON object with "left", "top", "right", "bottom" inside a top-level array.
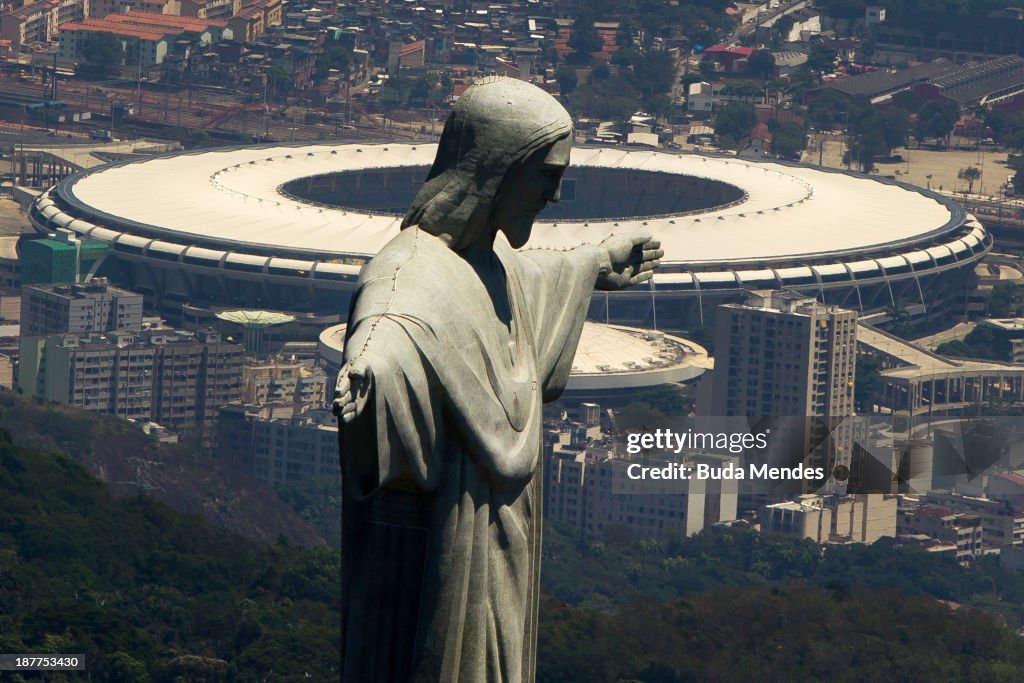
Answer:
[{"left": 28, "top": 142, "right": 990, "bottom": 331}]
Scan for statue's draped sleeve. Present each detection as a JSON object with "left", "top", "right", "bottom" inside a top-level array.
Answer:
[
  {"left": 514, "top": 245, "right": 603, "bottom": 401},
  {"left": 341, "top": 310, "right": 445, "bottom": 498}
]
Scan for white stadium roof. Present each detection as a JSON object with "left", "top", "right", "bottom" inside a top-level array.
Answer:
[
  {"left": 51, "top": 142, "right": 960, "bottom": 266},
  {"left": 319, "top": 321, "right": 711, "bottom": 391}
]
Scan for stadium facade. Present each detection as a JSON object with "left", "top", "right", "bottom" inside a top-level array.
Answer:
[{"left": 28, "top": 142, "right": 990, "bottom": 331}]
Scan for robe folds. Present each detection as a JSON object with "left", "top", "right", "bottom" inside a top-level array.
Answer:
[{"left": 340, "top": 226, "right": 600, "bottom": 683}]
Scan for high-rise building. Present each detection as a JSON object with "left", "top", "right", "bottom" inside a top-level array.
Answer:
[
  {"left": 18, "top": 328, "right": 242, "bottom": 431},
  {"left": 20, "top": 279, "right": 143, "bottom": 337},
  {"left": 710, "top": 291, "right": 858, "bottom": 492},
  {"left": 761, "top": 493, "right": 897, "bottom": 544},
  {"left": 543, "top": 415, "right": 739, "bottom": 543},
  {"left": 217, "top": 405, "right": 340, "bottom": 485}
]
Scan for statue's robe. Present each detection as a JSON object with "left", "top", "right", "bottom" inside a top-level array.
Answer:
[{"left": 340, "top": 226, "right": 599, "bottom": 683}]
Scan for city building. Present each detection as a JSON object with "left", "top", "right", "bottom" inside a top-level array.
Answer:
[
  {"left": 875, "top": 12, "right": 1024, "bottom": 63},
  {"left": 923, "top": 490, "right": 1024, "bottom": 547},
  {"left": 898, "top": 502, "right": 983, "bottom": 562},
  {"left": 18, "top": 328, "right": 242, "bottom": 431},
  {"left": 241, "top": 354, "right": 326, "bottom": 410},
  {"left": 59, "top": 11, "right": 233, "bottom": 67},
  {"left": 0, "top": 352, "right": 13, "bottom": 389},
  {"left": 20, "top": 279, "right": 143, "bottom": 337},
  {"left": 19, "top": 231, "right": 108, "bottom": 286},
  {"left": 857, "top": 323, "right": 1024, "bottom": 420},
  {"left": 760, "top": 493, "right": 897, "bottom": 544},
  {"left": 911, "top": 55, "right": 1024, "bottom": 112},
  {"left": 543, "top": 410, "right": 739, "bottom": 543},
  {"left": 217, "top": 403, "right": 339, "bottom": 484},
  {"left": 709, "top": 291, "right": 857, "bottom": 488},
  {"left": 0, "top": 0, "right": 87, "bottom": 50},
  {"left": 0, "top": 236, "right": 18, "bottom": 289},
  {"left": 0, "top": 289, "right": 19, "bottom": 322}
]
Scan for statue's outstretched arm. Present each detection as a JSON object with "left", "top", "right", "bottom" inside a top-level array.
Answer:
[{"left": 593, "top": 233, "right": 663, "bottom": 291}]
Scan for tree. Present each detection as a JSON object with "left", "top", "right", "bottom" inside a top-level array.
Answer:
[
  {"left": 774, "top": 14, "right": 796, "bottom": 45},
  {"left": 567, "top": 9, "right": 603, "bottom": 63},
  {"left": 314, "top": 42, "right": 352, "bottom": 82},
  {"left": 771, "top": 121, "right": 807, "bottom": 160},
  {"left": 633, "top": 49, "right": 676, "bottom": 98},
  {"left": 80, "top": 33, "right": 124, "bottom": 77},
  {"left": 876, "top": 107, "right": 910, "bottom": 153},
  {"left": 699, "top": 56, "right": 718, "bottom": 80},
  {"left": 556, "top": 68, "right": 578, "bottom": 97},
  {"left": 645, "top": 93, "right": 673, "bottom": 122},
  {"left": 1009, "top": 155, "right": 1024, "bottom": 195},
  {"left": 747, "top": 50, "right": 776, "bottom": 82},
  {"left": 715, "top": 101, "right": 757, "bottom": 145},
  {"left": 806, "top": 45, "right": 837, "bottom": 81},
  {"left": 915, "top": 101, "right": 958, "bottom": 146},
  {"left": 958, "top": 166, "right": 982, "bottom": 194}
]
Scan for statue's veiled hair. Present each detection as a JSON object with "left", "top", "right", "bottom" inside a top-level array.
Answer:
[{"left": 401, "top": 77, "right": 573, "bottom": 249}]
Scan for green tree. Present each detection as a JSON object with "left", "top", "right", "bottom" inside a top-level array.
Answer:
[
  {"left": 771, "top": 121, "right": 807, "bottom": 160},
  {"left": 958, "top": 165, "right": 982, "bottom": 193},
  {"left": 747, "top": 50, "right": 776, "bottom": 82},
  {"left": 1009, "top": 154, "right": 1024, "bottom": 195},
  {"left": 876, "top": 107, "right": 910, "bottom": 152},
  {"left": 774, "top": 14, "right": 796, "bottom": 45},
  {"left": 633, "top": 49, "right": 676, "bottom": 98},
  {"left": 314, "top": 43, "right": 352, "bottom": 82},
  {"left": 567, "top": 9, "right": 603, "bottom": 63},
  {"left": 915, "top": 100, "right": 958, "bottom": 146},
  {"left": 806, "top": 45, "right": 837, "bottom": 81},
  {"left": 80, "top": 33, "right": 124, "bottom": 77},
  {"left": 557, "top": 67, "right": 578, "bottom": 97},
  {"left": 715, "top": 101, "right": 756, "bottom": 144}
]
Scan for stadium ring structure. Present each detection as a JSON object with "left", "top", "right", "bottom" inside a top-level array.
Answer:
[
  {"left": 28, "top": 142, "right": 991, "bottom": 331},
  {"left": 319, "top": 321, "right": 712, "bottom": 404}
]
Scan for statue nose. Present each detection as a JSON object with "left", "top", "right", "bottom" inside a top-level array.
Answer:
[{"left": 546, "top": 180, "right": 562, "bottom": 203}]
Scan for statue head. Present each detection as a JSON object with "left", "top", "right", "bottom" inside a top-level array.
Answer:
[{"left": 401, "top": 77, "right": 573, "bottom": 250}]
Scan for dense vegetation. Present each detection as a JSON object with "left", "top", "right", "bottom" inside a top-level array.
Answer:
[
  {"left": 0, "top": 430, "right": 339, "bottom": 681},
  {"left": 6, "top": 407, "right": 1024, "bottom": 681}
]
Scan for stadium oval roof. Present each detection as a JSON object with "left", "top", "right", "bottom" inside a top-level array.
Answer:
[
  {"left": 47, "top": 142, "right": 964, "bottom": 269},
  {"left": 319, "top": 321, "right": 711, "bottom": 391}
]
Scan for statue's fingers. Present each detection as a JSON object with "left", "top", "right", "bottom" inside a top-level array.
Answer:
[
  {"left": 629, "top": 232, "right": 652, "bottom": 246},
  {"left": 340, "top": 402, "right": 360, "bottom": 422},
  {"left": 635, "top": 260, "right": 659, "bottom": 275},
  {"left": 632, "top": 270, "right": 655, "bottom": 285},
  {"left": 642, "top": 248, "right": 664, "bottom": 262}
]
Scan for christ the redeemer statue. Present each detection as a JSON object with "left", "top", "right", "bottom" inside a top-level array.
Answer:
[{"left": 334, "top": 77, "right": 662, "bottom": 683}]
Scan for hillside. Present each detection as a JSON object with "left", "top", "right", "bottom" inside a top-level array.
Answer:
[
  {"left": 0, "top": 430, "right": 339, "bottom": 681},
  {"left": 0, "top": 390, "right": 324, "bottom": 547}
]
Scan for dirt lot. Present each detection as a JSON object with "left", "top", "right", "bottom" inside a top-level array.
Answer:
[
  {"left": 0, "top": 197, "right": 29, "bottom": 236},
  {"left": 803, "top": 137, "right": 1015, "bottom": 199}
]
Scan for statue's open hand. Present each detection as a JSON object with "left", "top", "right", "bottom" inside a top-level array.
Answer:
[
  {"left": 332, "top": 359, "right": 373, "bottom": 423},
  {"left": 595, "top": 233, "right": 663, "bottom": 291}
]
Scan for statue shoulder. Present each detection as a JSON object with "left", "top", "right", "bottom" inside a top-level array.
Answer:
[{"left": 358, "top": 227, "right": 453, "bottom": 281}]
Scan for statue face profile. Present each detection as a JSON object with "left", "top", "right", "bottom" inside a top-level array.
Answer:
[{"left": 491, "top": 135, "right": 571, "bottom": 248}]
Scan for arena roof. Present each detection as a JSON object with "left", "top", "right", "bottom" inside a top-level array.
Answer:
[
  {"left": 319, "top": 321, "right": 711, "bottom": 391},
  {"left": 49, "top": 142, "right": 965, "bottom": 270}
]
